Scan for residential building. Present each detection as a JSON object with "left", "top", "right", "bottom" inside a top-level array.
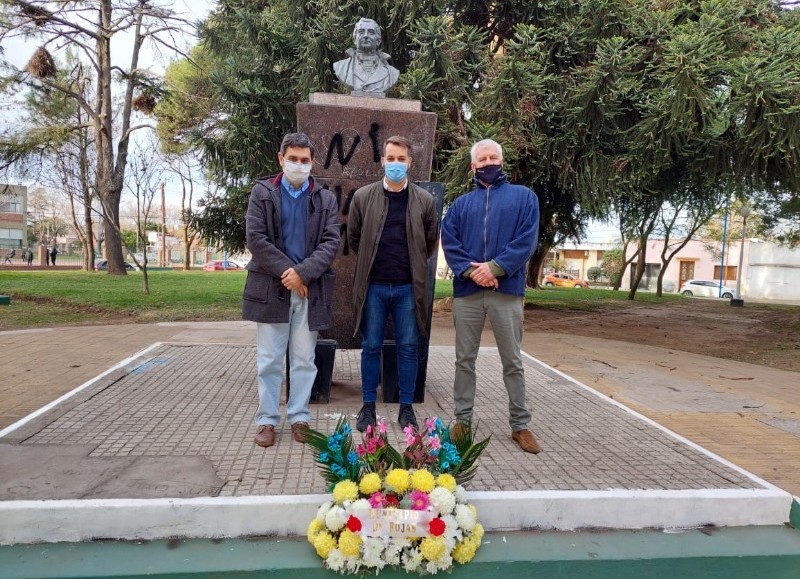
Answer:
[{"left": 0, "top": 184, "right": 27, "bottom": 252}]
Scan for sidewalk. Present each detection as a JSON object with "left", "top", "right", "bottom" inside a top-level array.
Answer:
[
  {"left": 0, "top": 320, "right": 797, "bottom": 544},
  {"left": 2, "top": 319, "right": 799, "bottom": 495}
]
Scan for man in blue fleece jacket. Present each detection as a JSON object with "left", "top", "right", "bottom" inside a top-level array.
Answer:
[{"left": 441, "top": 138, "right": 541, "bottom": 453}]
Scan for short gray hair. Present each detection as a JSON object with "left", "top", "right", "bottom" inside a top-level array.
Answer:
[
  {"left": 470, "top": 139, "right": 503, "bottom": 163},
  {"left": 280, "top": 132, "right": 316, "bottom": 159},
  {"left": 353, "top": 18, "right": 381, "bottom": 42}
]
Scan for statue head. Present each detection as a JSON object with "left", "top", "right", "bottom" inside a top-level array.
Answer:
[
  {"left": 334, "top": 17, "right": 399, "bottom": 96},
  {"left": 352, "top": 18, "right": 381, "bottom": 53}
]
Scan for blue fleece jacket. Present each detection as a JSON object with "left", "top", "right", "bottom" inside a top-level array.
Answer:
[{"left": 441, "top": 175, "right": 539, "bottom": 297}]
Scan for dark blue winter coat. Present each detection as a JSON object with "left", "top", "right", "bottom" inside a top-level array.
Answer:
[{"left": 441, "top": 175, "right": 539, "bottom": 298}]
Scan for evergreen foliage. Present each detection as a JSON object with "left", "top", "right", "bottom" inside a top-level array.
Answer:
[{"left": 158, "top": 0, "right": 800, "bottom": 265}]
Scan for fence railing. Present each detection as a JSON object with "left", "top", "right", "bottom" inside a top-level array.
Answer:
[{"left": 1, "top": 248, "right": 246, "bottom": 269}]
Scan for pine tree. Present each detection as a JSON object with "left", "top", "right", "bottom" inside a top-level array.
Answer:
[{"left": 160, "top": 0, "right": 800, "bottom": 281}]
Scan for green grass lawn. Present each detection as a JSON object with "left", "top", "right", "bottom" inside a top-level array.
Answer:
[
  {"left": 0, "top": 270, "right": 248, "bottom": 329},
  {"left": 435, "top": 278, "right": 682, "bottom": 311},
  {"left": 0, "top": 270, "right": 682, "bottom": 330}
]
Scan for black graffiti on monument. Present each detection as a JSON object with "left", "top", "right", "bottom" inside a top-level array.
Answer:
[
  {"left": 337, "top": 185, "right": 356, "bottom": 256},
  {"left": 323, "top": 123, "right": 382, "bottom": 169}
]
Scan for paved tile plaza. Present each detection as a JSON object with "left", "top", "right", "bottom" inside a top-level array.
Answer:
[{"left": 3, "top": 343, "right": 760, "bottom": 498}]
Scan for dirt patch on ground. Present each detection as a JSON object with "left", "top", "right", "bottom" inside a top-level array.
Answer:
[
  {"left": 526, "top": 299, "right": 800, "bottom": 372},
  {"left": 433, "top": 298, "right": 800, "bottom": 373}
]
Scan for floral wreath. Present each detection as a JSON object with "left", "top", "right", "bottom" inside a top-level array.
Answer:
[{"left": 305, "top": 416, "right": 490, "bottom": 575}]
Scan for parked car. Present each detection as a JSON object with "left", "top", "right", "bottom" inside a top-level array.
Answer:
[
  {"left": 228, "top": 254, "right": 251, "bottom": 268},
  {"left": 95, "top": 259, "right": 135, "bottom": 271},
  {"left": 202, "top": 260, "right": 242, "bottom": 271},
  {"left": 543, "top": 273, "right": 590, "bottom": 288},
  {"left": 678, "top": 279, "right": 735, "bottom": 299}
]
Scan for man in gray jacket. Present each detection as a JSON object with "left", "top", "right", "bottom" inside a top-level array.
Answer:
[
  {"left": 348, "top": 135, "right": 439, "bottom": 432},
  {"left": 243, "top": 132, "right": 340, "bottom": 448}
]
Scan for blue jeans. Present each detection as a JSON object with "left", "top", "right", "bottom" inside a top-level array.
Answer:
[
  {"left": 360, "top": 283, "right": 419, "bottom": 405},
  {"left": 255, "top": 292, "right": 318, "bottom": 426}
]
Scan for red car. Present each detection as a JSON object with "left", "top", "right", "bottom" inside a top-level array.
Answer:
[{"left": 202, "top": 260, "right": 242, "bottom": 271}]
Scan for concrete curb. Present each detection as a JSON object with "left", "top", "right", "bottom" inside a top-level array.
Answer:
[{"left": 0, "top": 487, "right": 792, "bottom": 545}]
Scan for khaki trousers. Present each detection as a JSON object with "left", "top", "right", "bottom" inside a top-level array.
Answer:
[{"left": 453, "top": 290, "right": 531, "bottom": 431}]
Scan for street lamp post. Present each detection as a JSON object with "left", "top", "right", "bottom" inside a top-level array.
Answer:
[{"left": 730, "top": 205, "right": 751, "bottom": 307}]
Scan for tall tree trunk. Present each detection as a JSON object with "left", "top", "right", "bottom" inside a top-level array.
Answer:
[
  {"left": 95, "top": 1, "right": 126, "bottom": 274},
  {"left": 527, "top": 243, "right": 550, "bottom": 289},
  {"left": 627, "top": 240, "right": 648, "bottom": 300},
  {"left": 101, "top": 189, "right": 125, "bottom": 272},
  {"left": 180, "top": 170, "right": 196, "bottom": 270},
  {"left": 84, "top": 200, "right": 95, "bottom": 270}
]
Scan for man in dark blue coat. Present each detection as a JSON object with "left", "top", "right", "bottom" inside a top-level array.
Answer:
[
  {"left": 441, "top": 138, "right": 541, "bottom": 454},
  {"left": 243, "top": 132, "right": 340, "bottom": 448}
]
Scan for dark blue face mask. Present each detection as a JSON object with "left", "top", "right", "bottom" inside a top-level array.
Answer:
[{"left": 475, "top": 164, "right": 503, "bottom": 185}]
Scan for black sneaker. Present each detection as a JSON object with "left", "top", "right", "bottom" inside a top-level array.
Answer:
[
  {"left": 398, "top": 404, "right": 418, "bottom": 430},
  {"left": 356, "top": 403, "right": 377, "bottom": 432}
]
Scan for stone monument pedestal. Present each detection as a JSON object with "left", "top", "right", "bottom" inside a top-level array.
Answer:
[{"left": 297, "top": 93, "right": 442, "bottom": 401}]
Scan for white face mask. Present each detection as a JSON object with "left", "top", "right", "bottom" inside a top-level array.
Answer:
[{"left": 282, "top": 160, "right": 311, "bottom": 186}]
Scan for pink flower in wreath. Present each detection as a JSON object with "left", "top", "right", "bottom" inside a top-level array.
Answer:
[
  {"left": 410, "top": 490, "right": 430, "bottom": 511},
  {"left": 356, "top": 443, "right": 366, "bottom": 457},
  {"left": 426, "top": 417, "right": 438, "bottom": 431},
  {"left": 403, "top": 425, "right": 416, "bottom": 445},
  {"left": 378, "top": 420, "right": 388, "bottom": 434},
  {"left": 369, "top": 492, "right": 386, "bottom": 508},
  {"left": 428, "top": 434, "right": 441, "bottom": 451}
]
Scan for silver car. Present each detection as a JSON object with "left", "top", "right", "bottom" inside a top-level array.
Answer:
[{"left": 679, "top": 279, "right": 735, "bottom": 299}]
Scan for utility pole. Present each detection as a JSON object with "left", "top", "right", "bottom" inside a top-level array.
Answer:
[{"left": 161, "top": 182, "right": 166, "bottom": 267}]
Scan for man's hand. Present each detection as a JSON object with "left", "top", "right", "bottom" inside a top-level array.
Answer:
[
  {"left": 281, "top": 268, "right": 304, "bottom": 291},
  {"left": 281, "top": 268, "right": 309, "bottom": 298},
  {"left": 469, "top": 261, "right": 499, "bottom": 289}
]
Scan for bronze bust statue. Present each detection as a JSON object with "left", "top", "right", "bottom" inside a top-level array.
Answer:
[{"left": 333, "top": 18, "right": 399, "bottom": 97}]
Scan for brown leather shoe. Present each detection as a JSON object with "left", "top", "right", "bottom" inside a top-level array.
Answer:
[
  {"left": 254, "top": 425, "right": 275, "bottom": 448},
  {"left": 512, "top": 429, "right": 541, "bottom": 454},
  {"left": 291, "top": 422, "right": 309, "bottom": 443}
]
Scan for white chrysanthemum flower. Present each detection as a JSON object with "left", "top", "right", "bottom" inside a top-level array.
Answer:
[
  {"left": 429, "top": 487, "right": 456, "bottom": 515},
  {"left": 349, "top": 498, "right": 370, "bottom": 513},
  {"left": 362, "top": 544, "right": 386, "bottom": 568},
  {"left": 362, "top": 537, "right": 385, "bottom": 567},
  {"left": 316, "top": 500, "right": 333, "bottom": 522},
  {"left": 326, "top": 548, "right": 345, "bottom": 572},
  {"left": 344, "top": 555, "right": 361, "bottom": 574},
  {"left": 403, "top": 547, "right": 424, "bottom": 573},
  {"left": 438, "top": 554, "right": 454, "bottom": 570},
  {"left": 394, "top": 537, "right": 412, "bottom": 550},
  {"left": 426, "top": 560, "right": 441, "bottom": 574},
  {"left": 454, "top": 485, "right": 468, "bottom": 504},
  {"left": 325, "top": 505, "right": 347, "bottom": 532},
  {"left": 455, "top": 504, "right": 477, "bottom": 531},
  {"left": 441, "top": 514, "right": 461, "bottom": 541},
  {"left": 385, "top": 542, "right": 403, "bottom": 566}
]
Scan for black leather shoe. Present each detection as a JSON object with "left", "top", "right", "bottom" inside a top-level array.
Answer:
[
  {"left": 356, "top": 403, "right": 377, "bottom": 432},
  {"left": 398, "top": 404, "right": 418, "bottom": 430}
]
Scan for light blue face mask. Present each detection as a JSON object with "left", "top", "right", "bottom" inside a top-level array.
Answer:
[{"left": 384, "top": 161, "right": 408, "bottom": 183}]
